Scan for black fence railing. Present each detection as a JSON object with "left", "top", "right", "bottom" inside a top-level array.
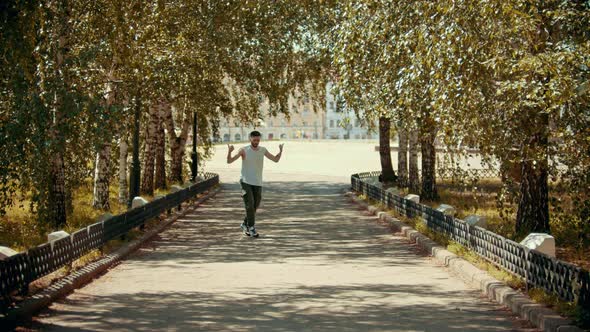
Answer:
[
  {"left": 352, "top": 171, "right": 589, "bottom": 307},
  {"left": 0, "top": 173, "right": 219, "bottom": 312}
]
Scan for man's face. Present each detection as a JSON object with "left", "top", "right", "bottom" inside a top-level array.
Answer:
[{"left": 250, "top": 136, "right": 261, "bottom": 147}]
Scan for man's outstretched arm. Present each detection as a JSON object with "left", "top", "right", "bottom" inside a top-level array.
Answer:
[
  {"left": 227, "top": 145, "right": 243, "bottom": 164},
  {"left": 264, "top": 143, "right": 284, "bottom": 163}
]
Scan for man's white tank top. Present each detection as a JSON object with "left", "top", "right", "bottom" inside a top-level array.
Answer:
[{"left": 240, "top": 145, "right": 267, "bottom": 186}]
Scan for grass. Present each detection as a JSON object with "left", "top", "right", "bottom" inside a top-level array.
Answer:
[
  {"left": 438, "top": 187, "right": 518, "bottom": 241},
  {"left": 356, "top": 192, "right": 590, "bottom": 328},
  {"left": 61, "top": 180, "right": 129, "bottom": 236},
  {"left": 385, "top": 208, "right": 525, "bottom": 290},
  {"left": 446, "top": 241, "right": 525, "bottom": 290},
  {"left": 2, "top": 180, "right": 213, "bottom": 311},
  {"left": 28, "top": 214, "right": 165, "bottom": 297},
  {"left": 363, "top": 177, "right": 589, "bottom": 271},
  {"left": 528, "top": 288, "right": 590, "bottom": 329},
  {"left": 418, "top": 178, "right": 590, "bottom": 271},
  {"left": 371, "top": 193, "right": 510, "bottom": 283},
  {"left": 25, "top": 189, "right": 207, "bottom": 298},
  {"left": 0, "top": 179, "right": 179, "bottom": 252}
]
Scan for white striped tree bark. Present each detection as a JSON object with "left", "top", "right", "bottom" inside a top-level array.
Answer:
[
  {"left": 420, "top": 116, "right": 439, "bottom": 201},
  {"left": 162, "top": 102, "right": 191, "bottom": 184},
  {"left": 118, "top": 137, "right": 128, "bottom": 204},
  {"left": 141, "top": 101, "right": 160, "bottom": 196},
  {"left": 93, "top": 142, "right": 112, "bottom": 210},
  {"left": 92, "top": 66, "right": 117, "bottom": 210},
  {"left": 48, "top": 2, "right": 70, "bottom": 227},
  {"left": 154, "top": 118, "right": 167, "bottom": 190},
  {"left": 408, "top": 131, "right": 420, "bottom": 192},
  {"left": 397, "top": 127, "right": 409, "bottom": 187}
]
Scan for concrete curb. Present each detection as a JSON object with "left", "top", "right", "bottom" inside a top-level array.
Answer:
[
  {"left": 2, "top": 186, "right": 222, "bottom": 330},
  {"left": 346, "top": 191, "right": 584, "bottom": 332}
]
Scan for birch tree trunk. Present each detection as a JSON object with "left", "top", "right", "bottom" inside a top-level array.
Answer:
[
  {"left": 154, "top": 117, "right": 167, "bottom": 190},
  {"left": 92, "top": 142, "right": 112, "bottom": 210},
  {"left": 48, "top": 1, "right": 70, "bottom": 228},
  {"left": 420, "top": 115, "right": 438, "bottom": 201},
  {"left": 397, "top": 127, "right": 408, "bottom": 188},
  {"left": 118, "top": 137, "right": 128, "bottom": 204},
  {"left": 141, "top": 101, "right": 159, "bottom": 195},
  {"left": 50, "top": 154, "right": 67, "bottom": 228},
  {"left": 162, "top": 102, "right": 191, "bottom": 184},
  {"left": 92, "top": 60, "right": 118, "bottom": 209},
  {"left": 378, "top": 116, "right": 397, "bottom": 183},
  {"left": 91, "top": 106, "right": 115, "bottom": 208},
  {"left": 408, "top": 131, "right": 420, "bottom": 192},
  {"left": 515, "top": 113, "right": 550, "bottom": 236}
]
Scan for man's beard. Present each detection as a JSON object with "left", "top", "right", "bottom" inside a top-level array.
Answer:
[{"left": 251, "top": 142, "right": 259, "bottom": 147}]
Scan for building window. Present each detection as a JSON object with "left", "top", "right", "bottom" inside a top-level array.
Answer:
[
  {"left": 330, "top": 120, "right": 334, "bottom": 128},
  {"left": 223, "top": 134, "right": 230, "bottom": 142},
  {"left": 329, "top": 101, "right": 334, "bottom": 110},
  {"left": 235, "top": 133, "right": 241, "bottom": 141},
  {"left": 268, "top": 133, "right": 274, "bottom": 139},
  {"left": 337, "top": 120, "right": 341, "bottom": 127}
]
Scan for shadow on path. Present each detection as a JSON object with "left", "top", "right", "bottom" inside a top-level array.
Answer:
[{"left": 30, "top": 180, "right": 535, "bottom": 332}]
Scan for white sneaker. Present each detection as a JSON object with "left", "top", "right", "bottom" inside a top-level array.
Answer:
[
  {"left": 240, "top": 223, "right": 250, "bottom": 236},
  {"left": 249, "top": 226, "right": 259, "bottom": 238}
]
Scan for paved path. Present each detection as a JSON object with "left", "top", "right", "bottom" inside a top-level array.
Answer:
[{"left": 29, "top": 142, "right": 533, "bottom": 331}]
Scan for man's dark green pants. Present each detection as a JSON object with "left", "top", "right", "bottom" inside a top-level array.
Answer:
[{"left": 240, "top": 180, "right": 262, "bottom": 227}]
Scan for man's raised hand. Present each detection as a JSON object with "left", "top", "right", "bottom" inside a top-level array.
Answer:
[
  {"left": 228, "top": 144, "right": 234, "bottom": 153},
  {"left": 279, "top": 143, "right": 284, "bottom": 152}
]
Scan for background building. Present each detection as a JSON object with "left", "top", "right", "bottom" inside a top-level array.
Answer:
[
  {"left": 213, "top": 82, "right": 376, "bottom": 143},
  {"left": 214, "top": 92, "right": 325, "bottom": 143},
  {"left": 324, "top": 81, "right": 376, "bottom": 140}
]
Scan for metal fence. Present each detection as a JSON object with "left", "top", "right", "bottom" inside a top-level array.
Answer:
[
  {"left": 352, "top": 171, "right": 590, "bottom": 307},
  {"left": 0, "top": 173, "right": 219, "bottom": 312},
  {"left": 436, "top": 167, "right": 499, "bottom": 181}
]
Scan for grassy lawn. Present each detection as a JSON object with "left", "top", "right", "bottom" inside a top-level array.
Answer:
[
  {"left": 361, "top": 193, "right": 589, "bottom": 328},
  {"left": 381, "top": 177, "right": 590, "bottom": 272},
  {"left": 0, "top": 179, "right": 177, "bottom": 252},
  {"left": 2, "top": 181, "right": 212, "bottom": 302}
]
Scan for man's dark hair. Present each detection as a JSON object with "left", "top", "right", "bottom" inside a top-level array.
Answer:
[{"left": 250, "top": 130, "right": 261, "bottom": 138}]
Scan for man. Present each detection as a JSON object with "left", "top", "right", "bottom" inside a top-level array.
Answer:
[{"left": 227, "top": 131, "right": 283, "bottom": 237}]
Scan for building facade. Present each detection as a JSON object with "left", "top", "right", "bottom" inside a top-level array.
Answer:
[
  {"left": 213, "top": 82, "right": 376, "bottom": 143},
  {"left": 324, "top": 81, "right": 377, "bottom": 140}
]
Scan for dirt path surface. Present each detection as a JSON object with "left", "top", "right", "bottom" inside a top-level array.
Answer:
[{"left": 29, "top": 142, "right": 534, "bottom": 331}]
